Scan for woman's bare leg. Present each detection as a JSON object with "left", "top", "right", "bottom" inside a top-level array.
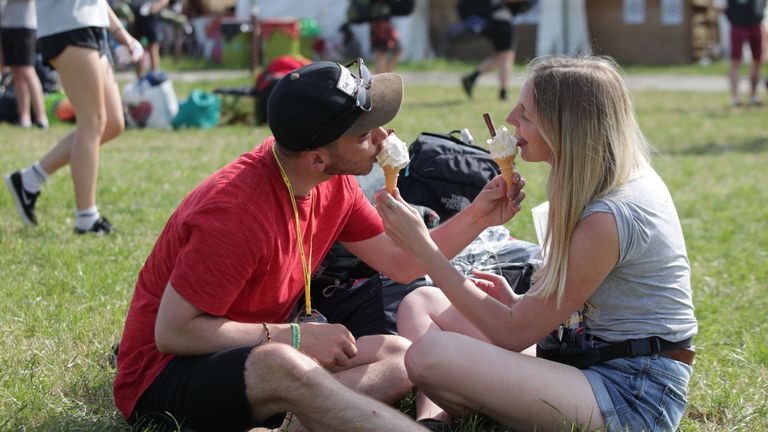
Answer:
[
  {"left": 12, "top": 66, "right": 32, "bottom": 125},
  {"left": 39, "top": 47, "right": 123, "bottom": 210},
  {"left": 397, "top": 287, "right": 489, "bottom": 422},
  {"left": 406, "top": 331, "right": 605, "bottom": 431},
  {"left": 15, "top": 65, "right": 48, "bottom": 125}
]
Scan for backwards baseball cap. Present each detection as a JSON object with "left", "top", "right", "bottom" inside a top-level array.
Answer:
[{"left": 267, "top": 59, "right": 403, "bottom": 151}]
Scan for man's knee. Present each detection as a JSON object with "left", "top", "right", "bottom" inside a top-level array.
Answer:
[
  {"left": 244, "top": 343, "right": 326, "bottom": 402},
  {"left": 378, "top": 334, "right": 410, "bottom": 360}
]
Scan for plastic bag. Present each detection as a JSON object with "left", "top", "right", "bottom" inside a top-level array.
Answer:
[
  {"left": 122, "top": 78, "right": 178, "bottom": 129},
  {"left": 172, "top": 89, "right": 221, "bottom": 129}
]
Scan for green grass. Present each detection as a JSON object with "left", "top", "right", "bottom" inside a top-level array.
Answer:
[{"left": 1, "top": 79, "right": 767, "bottom": 431}]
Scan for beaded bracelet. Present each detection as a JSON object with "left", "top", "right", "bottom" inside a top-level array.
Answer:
[
  {"left": 290, "top": 323, "right": 301, "bottom": 350},
  {"left": 262, "top": 322, "right": 272, "bottom": 343}
]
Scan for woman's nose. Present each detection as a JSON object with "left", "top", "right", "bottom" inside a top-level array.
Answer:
[{"left": 506, "top": 111, "right": 517, "bottom": 126}]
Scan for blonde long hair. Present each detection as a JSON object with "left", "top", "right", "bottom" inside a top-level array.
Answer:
[{"left": 528, "top": 56, "right": 650, "bottom": 307}]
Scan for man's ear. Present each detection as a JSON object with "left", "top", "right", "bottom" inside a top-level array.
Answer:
[{"left": 306, "top": 149, "right": 329, "bottom": 173}]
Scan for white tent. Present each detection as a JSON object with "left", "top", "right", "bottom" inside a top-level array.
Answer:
[{"left": 535, "top": 0, "right": 591, "bottom": 56}]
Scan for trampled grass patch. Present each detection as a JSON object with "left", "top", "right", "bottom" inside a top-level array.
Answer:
[{"left": 1, "top": 79, "right": 766, "bottom": 431}]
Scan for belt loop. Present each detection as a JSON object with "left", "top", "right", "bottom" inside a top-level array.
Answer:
[{"left": 650, "top": 336, "right": 662, "bottom": 354}]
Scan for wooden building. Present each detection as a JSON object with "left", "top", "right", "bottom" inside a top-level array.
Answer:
[{"left": 430, "top": 0, "right": 720, "bottom": 65}]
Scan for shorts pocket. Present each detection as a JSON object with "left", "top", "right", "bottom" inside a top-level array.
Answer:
[{"left": 652, "top": 384, "right": 688, "bottom": 432}]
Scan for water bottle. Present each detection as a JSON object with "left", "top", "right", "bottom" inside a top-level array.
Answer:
[{"left": 460, "top": 128, "right": 474, "bottom": 145}]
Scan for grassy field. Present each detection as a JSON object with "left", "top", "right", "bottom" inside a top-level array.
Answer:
[{"left": 1, "top": 72, "right": 767, "bottom": 431}]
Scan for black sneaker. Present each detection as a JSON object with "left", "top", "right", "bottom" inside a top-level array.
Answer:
[
  {"left": 4, "top": 171, "right": 40, "bottom": 226},
  {"left": 461, "top": 74, "right": 477, "bottom": 98},
  {"left": 417, "top": 419, "right": 459, "bottom": 432},
  {"left": 74, "top": 216, "right": 113, "bottom": 235}
]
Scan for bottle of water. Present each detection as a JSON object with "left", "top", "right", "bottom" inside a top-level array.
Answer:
[{"left": 460, "top": 128, "right": 474, "bottom": 145}]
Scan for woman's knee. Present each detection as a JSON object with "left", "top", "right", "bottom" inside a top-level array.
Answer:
[
  {"left": 398, "top": 286, "right": 441, "bottom": 317},
  {"left": 404, "top": 332, "right": 456, "bottom": 387},
  {"left": 101, "top": 113, "right": 125, "bottom": 143},
  {"left": 77, "top": 107, "right": 109, "bottom": 140}
]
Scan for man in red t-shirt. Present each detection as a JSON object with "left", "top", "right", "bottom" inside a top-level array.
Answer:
[{"left": 114, "top": 59, "right": 526, "bottom": 432}]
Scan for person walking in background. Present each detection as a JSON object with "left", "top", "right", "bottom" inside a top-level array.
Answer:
[
  {"left": 0, "top": 0, "right": 48, "bottom": 128},
  {"left": 723, "top": 0, "right": 765, "bottom": 106},
  {"left": 4, "top": 0, "right": 140, "bottom": 233},
  {"left": 370, "top": 2, "right": 402, "bottom": 73},
  {"left": 129, "top": 0, "right": 168, "bottom": 77},
  {"left": 457, "top": 0, "right": 519, "bottom": 101},
  {"left": 378, "top": 56, "right": 697, "bottom": 431}
]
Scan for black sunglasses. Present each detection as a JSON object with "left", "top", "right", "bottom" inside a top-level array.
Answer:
[{"left": 308, "top": 59, "right": 373, "bottom": 148}]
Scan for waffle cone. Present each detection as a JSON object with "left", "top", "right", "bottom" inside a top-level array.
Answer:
[
  {"left": 383, "top": 166, "right": 400, "bottom": 194},
  {"left": 494, "top": 156, "right": 516, "bottom": 186}
]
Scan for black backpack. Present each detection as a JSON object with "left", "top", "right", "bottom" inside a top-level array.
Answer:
[
  {"left": 389, "top": 0, "right": 415, "bottom": 16},
  {"left": 397, "top": 130, "right": 501, "bottom": 221},
  {"left": 347, "top": 0, "right": 391, "bottom": 23}
]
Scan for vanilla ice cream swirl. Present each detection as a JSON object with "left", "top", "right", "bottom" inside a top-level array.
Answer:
[
  {"left": 377, "top": 132, "right": 410, "bottom": 169},
  {"left": 487, "top": 126, "right": 518, "bottom": 159}
]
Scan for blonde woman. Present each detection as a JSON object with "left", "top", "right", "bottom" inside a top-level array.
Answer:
[{"left": 374, "top": 56, "right": 697, "bottom": 431}]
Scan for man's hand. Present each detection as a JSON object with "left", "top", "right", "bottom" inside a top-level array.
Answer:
[{"left": 299, "top": 322, "right": 358, "bottom": 369}]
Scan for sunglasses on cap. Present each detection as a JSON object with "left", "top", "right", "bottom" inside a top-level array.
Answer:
[{"left": 308, "top": 58, "right": 373, "bottom": 148}]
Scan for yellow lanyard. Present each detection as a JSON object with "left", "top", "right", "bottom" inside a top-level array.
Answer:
[{"left": 272, "top": 143, "right": 315, "bottom": 316}]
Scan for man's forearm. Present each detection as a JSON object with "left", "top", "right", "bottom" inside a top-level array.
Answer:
[{"left": 155, "top": 315, "right": 294, "bottom": 355}]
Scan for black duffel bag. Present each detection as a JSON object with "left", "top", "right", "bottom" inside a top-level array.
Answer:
[{"left": 398, "top": 130, "right": 501, "bottom": 221}]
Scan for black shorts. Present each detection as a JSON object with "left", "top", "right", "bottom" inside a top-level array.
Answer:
[
  {"left": 129, "top": 346, "right": 285, "bottom": 432},
  {"left": 482, "top": 18, "right": 515, "bottom": 52},
  {"left": 1, "top": 28, "right": 37, "bottom": 66},
  {"left": 37, "top": 26, "right": 109, "bottom": 68},
  {"left": 131, "top": 7, "right": 162, "bottom": 44}
]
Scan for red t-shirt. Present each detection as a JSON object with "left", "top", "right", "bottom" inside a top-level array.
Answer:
[{"left": 113, "top": 137, "right": 384, "bottom": 419}]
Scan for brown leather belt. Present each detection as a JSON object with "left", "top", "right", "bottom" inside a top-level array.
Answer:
[{"left": 659, "top": 347, "right": 695, "bottom": 365}]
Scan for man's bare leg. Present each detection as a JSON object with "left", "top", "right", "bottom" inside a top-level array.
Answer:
[{"left": 244, "top": 343, "right": 428, "bottom": 432}]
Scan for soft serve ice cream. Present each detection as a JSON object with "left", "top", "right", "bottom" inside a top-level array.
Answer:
[
  {"left": 487, "top": 126, "right": 518, "bottom": 186},
  {"left": 376, "top": 132, "right": 409, "bottom": 193}
]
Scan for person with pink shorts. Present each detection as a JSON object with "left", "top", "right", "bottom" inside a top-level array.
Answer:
[{"left": 724, "top": 0, "right": 765, "bottom": 106}]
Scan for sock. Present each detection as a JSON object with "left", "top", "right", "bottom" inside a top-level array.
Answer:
[
  {"left": 467, "top": 71, "right": 480, "bottom": 81},
  {"left": 75, "top": 205, "right": 101, "bottom": 231},
  {"left": 499, "top": 88, "right": 508, "bottom": 100},
  {"left": 20, "top": 162, "right": 48, "bottom": 193}
]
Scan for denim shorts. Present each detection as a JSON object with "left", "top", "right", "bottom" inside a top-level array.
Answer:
[{"left": 583, "top": 355, "right": 692, "bottom": 432}]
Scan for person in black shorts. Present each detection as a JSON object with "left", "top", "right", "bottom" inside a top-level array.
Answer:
[
  {"left": 0, "top": 0, "right": 49, "bottom": 128},
  {"left": 457, "top": 0, "right": 518, "bottom": 100},
  {"left": 4, "top": 0, "right": 141, "bottom": 234},
  {"left": 129, "top": 0, "right": 169, "bottom": 77}
]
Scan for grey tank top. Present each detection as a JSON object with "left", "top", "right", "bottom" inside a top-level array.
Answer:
[
  {"left": 36, "top": 0, "right": 109, "bottom": 38},
  {"left": 580, "top": 166, "right": 698, "bottom": 343}
]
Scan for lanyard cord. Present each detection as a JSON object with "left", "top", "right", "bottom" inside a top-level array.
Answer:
[{"left": 272, "top": 143, "right": 314, "bottom": 316}]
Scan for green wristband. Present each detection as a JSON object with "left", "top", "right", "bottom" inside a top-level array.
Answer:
[{"left": 290, "top": 323, "right": 300, "bottom": 349}]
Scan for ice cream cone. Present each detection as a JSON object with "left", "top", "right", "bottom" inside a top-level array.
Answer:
[
  {"left": 494, "top": 156, "right": 516, "bottom": 186},
  {"left": 383, "top": 166, "right": 400, "bottom": 194}
]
